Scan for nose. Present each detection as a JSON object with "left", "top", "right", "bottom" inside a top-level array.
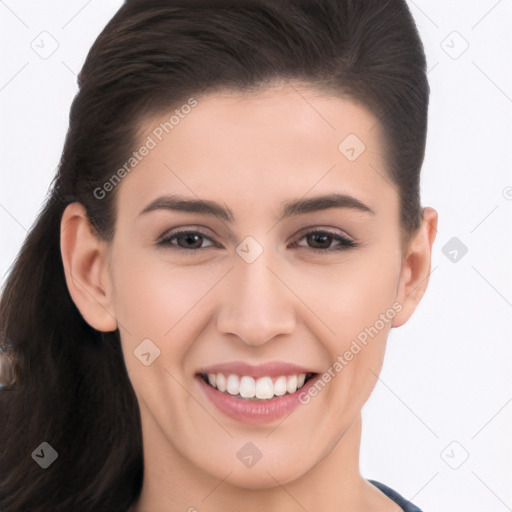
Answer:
[{"left": 216, "top": 251, "right": 296, "bottom": 347}]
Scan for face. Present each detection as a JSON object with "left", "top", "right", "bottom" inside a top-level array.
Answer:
[{"left": 106, "top": 84, "right": 407, "bottom": 487}]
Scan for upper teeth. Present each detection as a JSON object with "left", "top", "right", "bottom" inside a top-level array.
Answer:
[{"left": 206, "top": 373, "right": 307, "bottom": 399}]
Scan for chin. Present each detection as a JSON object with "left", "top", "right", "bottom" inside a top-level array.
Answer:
[{"left": 201, "top": 451, "right": 312, "bottom": 490}]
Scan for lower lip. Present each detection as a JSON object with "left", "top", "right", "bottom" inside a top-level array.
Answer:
[{"left": 196, "top": 374, "right": 320, "bottom": 424}]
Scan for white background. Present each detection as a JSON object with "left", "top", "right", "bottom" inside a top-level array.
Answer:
[{"left": 1, "top": 1, "right": 511, "bottom": 510}]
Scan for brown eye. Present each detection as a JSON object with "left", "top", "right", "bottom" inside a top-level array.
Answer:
[
  {"left": 292, "top": 230, "right": 357, "bottom": 252},
  {"left": 307, "top": 232, "right": 333, "bottom": 249},
  {"left": 157, "top": 230, "right": 216, "bottom": 250}
]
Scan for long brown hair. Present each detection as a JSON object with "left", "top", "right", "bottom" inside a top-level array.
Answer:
[{"left": 0, "top": 1, "right": 428, "bottom": 510}]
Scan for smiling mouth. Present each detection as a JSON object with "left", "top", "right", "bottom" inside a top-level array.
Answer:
[{"left": 198, "top": 372, "right": 317, "bottom": 400}]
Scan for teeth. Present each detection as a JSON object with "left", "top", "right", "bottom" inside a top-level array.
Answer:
[
  {"left": 273, "top": 376, "right": 287, "bottom": 396},
  {"left": 255, "top": 376, "right": 274, "bottom": 399},
  {"left": 286, "top": 375, "right": 298, "bottom": 394},
  {"left": 239, "top": 376, "right": 256, "bottom": 398},
  {"left": 226, "top": 374, "right": 239, "bottom": 395},
  {"left": 204, "top": 372, "right": 309, "bottom": 400},
  {"left": 216, "top": 373, "right": 226, "bottom": 392}
]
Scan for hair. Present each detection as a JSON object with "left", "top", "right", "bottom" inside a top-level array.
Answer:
[{"left": 0, "top": 1, "right": 429, "bottom": 510}]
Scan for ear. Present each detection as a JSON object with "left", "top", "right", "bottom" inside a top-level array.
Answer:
[
  {"left": 60, "top": 202, "right": 117, "bottom": 332},
  {"left": 392, "top": 207, "right": 438, "bottom": 328}
]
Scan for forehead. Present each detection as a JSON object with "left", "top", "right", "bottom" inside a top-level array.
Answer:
[
  {"left": 155, "top": 85, "right": 382, "bottom": 158},
  {"left": 118, "top": 85, "right": 397, "bottom": 225}
]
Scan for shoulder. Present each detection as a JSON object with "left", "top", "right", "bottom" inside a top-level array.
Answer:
[{"left": 367, "top": 480, "right": 424, "bottom": 512}]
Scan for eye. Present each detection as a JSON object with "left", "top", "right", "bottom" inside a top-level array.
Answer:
[
  {"left": 156, "top": 227, "right": 357, "bottom": 253},
  {"left": 290, "top": 229, "right": 357, "bottom": 252},
  {"left": 157, "top": 229, "right": 218, "bottom": 250}
]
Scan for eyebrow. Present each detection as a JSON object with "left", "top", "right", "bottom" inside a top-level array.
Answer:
[{"left": 138, "top": 192, "right": 375, "bottom": 222}]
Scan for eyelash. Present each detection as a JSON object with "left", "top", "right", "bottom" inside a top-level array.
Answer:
[{"left": 156, "top": 228, "right": 357, "bottom": 253}]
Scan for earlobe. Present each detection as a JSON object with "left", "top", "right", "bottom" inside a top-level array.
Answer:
[
  {"left": 392, "top": 207, "right": 438, "bottom": 328},
  {"left": 60, "top": 202, "right": 118, "bottom": 332}
]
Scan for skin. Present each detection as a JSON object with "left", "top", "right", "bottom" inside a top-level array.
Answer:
[{"left": 60, "top": 83, "right": 437, "bottom": 512}]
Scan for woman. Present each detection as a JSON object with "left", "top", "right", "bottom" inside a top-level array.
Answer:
[{"left": 0, "top": 0, "right": 437, "bottom": 510}]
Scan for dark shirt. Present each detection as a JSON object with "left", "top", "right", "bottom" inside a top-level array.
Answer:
[{"left": 368, "top": 480, "right": 423, "bottom": 511}]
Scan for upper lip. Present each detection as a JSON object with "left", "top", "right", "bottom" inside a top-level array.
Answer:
[{"left": 196, "top": 361, "right": 317, "bottom": 379}]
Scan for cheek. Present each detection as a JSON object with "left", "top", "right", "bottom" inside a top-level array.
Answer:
[
  {"left": 291, "top": 248, "right": 401, "bottom": 341},
  {"left": 109, "top": 252, "right": 226, "bottom": 412},
  {"left": 109, "top": 248, "right": 227, "bottom": 364},
  {"left": 292, "top": 249, "right": 401, "bottom": 407}
]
